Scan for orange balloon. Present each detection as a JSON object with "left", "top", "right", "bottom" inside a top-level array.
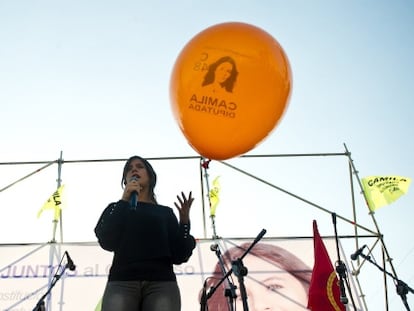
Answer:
[{"left": 170, "top": 22, "right": 292, "bottom": 160}]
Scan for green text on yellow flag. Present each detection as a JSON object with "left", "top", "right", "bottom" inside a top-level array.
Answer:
[
  {"left": 37, "top": 185, "right": 65, "bottom": 220},
  {"left": 361, "top": 176, "right": 411, "bottom": 212},
  {"left": 209, "top": 176, "right": 220, "bottom": 217}
]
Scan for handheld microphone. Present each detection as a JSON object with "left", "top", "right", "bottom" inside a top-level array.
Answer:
[
  {"left": 129, "top": 176, "right": 139, "bottom": 209},
  {"left": 65, "top": 251, "right": 76, "bottom": 271},
  {"left": 350, "top": 245, "right": 367, "bottom": 260}
]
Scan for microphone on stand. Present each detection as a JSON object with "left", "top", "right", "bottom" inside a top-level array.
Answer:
[
  {"left": 210, "top": 244, "right": 219, "bottom": 252},
  {"left": 350, "top": 245, "right": 367, "bottom": 260},
  {"left": 129, "top": 176, "right": 139, "bottom": 209},
  {"left": 65, "top": 251, "right": 76, "bottom": 271},
  {"left": 253, "top": 228, "right": 267, "bottom": 244},
  {"left": 335, "top": 261, "right": 349, "bottom": 304},
  {"left": 339, "top": 276, "right": 348, "bottom": 304}
]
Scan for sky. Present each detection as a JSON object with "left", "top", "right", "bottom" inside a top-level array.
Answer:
[{"left": 1, "top": 1, "right": 413, "bottom": 310}]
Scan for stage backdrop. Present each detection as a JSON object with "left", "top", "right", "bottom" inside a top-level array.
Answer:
[{"left": 0, "top": 238, "right": 364, "bottom": 311}]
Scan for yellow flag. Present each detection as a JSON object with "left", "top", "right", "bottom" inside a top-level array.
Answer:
[
  {"left": 94, "top": 297, "right": 102, "bottom": 311},
  {"left": 361, "top": 176, "right": 411, "bottom": 212},
  {"left": 37, "top": 185, "right": 65, "bottom": 220},
  {"left": 209, "top": 176, "right": 220, "bottom": 216}
]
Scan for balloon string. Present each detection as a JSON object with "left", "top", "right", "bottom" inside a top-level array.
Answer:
[
  {"left": 201, "top": 158, "right": 212, "bottom": 207},
  {"left": 200, "top": 158, "right": 218, "bottom": 238}
]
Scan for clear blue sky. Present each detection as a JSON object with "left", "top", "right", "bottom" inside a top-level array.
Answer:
[{"left": 1, "top": 1, "right": 413, "bottom": 310}]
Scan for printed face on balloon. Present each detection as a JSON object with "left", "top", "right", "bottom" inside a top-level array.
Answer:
[
  {"left": 201, "top": 56, "right": 238, "bottom": 94},
  {"left": 188, "top": 55, "right": 239, "bottom": 121}
]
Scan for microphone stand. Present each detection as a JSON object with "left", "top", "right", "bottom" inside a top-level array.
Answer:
[
  {"left": 32, "top": 253, "right": 71, "bottom": 311},
  {"left": 200, "top": 228, "right": 267, "bottom": 311},
  {"left": 355, "top": 251, "right": 413, "bottom": 310},
  {"left": 213, "top": 244, "right": 237, "bottom": 311},
  {"left": 332, "top": 213, "right": 357, "bottom": 309},
  {"left": 232, "top": 257, "right": 248, "bottom": 311}
]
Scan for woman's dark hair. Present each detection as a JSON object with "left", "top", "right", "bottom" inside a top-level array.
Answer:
[
  {"left": 121, "top": 155, "right": 157, "bottom": 203},
  {"left": 202, "top": 56, "right": 238, "bottom": 92},
  {"left": 203, "top": 242, "right": 312, "bottom": 310}
]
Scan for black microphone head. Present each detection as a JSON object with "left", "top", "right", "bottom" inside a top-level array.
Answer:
[
  {"left": 350, "top": 245, "right": 366, "bottom": 260},
  {"left": 210, "top": 244, "right": 219, "bottom": 252},
  {"left": 350, "top": 253, "right": 359, "bottom": 261},
  {"left": 65, "top": 251, "right": 76, "bottom": 271}
]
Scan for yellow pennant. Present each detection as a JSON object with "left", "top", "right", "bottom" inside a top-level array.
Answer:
[
  {"left": 94, "top": 297, "right": 102, "bottom": 311},
  {"left": 37, "top": 185, "right": 65, "bottom": 220},
  {"left": 361, "top": 176, "right": 411, "bottom": 211},
  {"left": 209, "top": 176, "right": 220, "bottom": 216}
]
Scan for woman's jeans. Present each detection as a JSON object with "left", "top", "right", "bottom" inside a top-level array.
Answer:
[{"left": 101, "top": 280, "right": 181, "bottom": 311}]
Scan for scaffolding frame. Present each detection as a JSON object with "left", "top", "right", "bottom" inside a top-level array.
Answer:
[{"left": 0, "top": 144, "right": 409, "bottom": 310}]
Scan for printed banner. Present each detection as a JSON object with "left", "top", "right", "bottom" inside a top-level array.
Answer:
[{"left": 0, "top": 238, "right": 364, "bottom": 311}]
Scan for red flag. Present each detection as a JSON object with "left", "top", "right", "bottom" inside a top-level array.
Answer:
[{"left": 307, "top": 220, "right": 345, "bottom": 311}]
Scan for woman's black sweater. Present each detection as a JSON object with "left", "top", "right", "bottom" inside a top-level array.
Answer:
[{"left": 95, "top": 200, "right": 196, "bottom": 282}]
